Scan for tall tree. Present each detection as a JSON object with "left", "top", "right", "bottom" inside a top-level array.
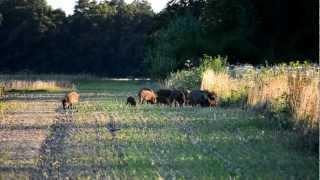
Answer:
[
  {"left": 201, "top": 0, "right": 256, "bottom": 62},
  {"left": 146, "top": 13, "right": 204, "bottom": 78}
]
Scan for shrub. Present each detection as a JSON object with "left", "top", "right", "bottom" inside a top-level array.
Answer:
[
  {"left": 163, "top": 55, "right": 228, "bottom": 90},
  {"left": 199, "top": 55, "right": 227, "bottom": 73},
  {"left": 163, "top": 68, "right": 201, "bottom": 89}
]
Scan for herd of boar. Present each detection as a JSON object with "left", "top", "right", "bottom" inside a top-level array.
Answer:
[
  {"left": 61, "top": 88, "right": 219, "bottom": 110},
  {"left": 129, "top": 88, "right": 219, "bottom": 108}
]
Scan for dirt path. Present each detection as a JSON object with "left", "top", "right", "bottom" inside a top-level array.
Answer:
[
  {"left": 34, "top": 111, "right": 75, "bottom": 179},
  {"left": 0, "top": 93, "right": 123, "bottom": 178},
  {"left": 0, "top": 94, "right": 63, "bottom": 178}
]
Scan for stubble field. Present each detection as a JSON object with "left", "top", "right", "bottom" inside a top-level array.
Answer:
[{"left": 0, "top": 80, "right": 317, "bottom": 179}]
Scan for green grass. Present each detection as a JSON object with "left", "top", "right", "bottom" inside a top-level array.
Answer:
[
  {"left": 0, "top": 80, "right": 318, "bottom": 179},
  {"left": 68, "top": 99, "right": 317, "bottom": 179},
  {"left": 76, "top": 79, "right": 157, "bottom": 94},
  {"left": 66, "top": 80, "right": 318, "bottom": 178}
]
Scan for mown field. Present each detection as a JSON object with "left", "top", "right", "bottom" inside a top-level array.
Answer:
[{"left": 0, "top": 80, "right": 318, "bottom": 179}]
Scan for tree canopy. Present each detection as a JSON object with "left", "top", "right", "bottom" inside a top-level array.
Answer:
[{"left": 0, "top": 0, "right": 317, "bottom": 77}]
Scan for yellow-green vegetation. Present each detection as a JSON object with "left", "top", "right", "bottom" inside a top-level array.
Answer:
[
  {"left": 0, "top": 86, "right": 4, "bottom": 97},
  {"left": 0, "top": 80, "right": 317, "bottom": 179},
  {"left": 201, "top": 70, "right": 250, "bottom": 104},
  {"left": 0, "top": 80, "right": 75, "bottom": 93},
  {"left": 68, "top": 99, "right": 317, "bottom": 179},
  {"left": 200, "top": 62, "right": 319, "bottom": 152}
]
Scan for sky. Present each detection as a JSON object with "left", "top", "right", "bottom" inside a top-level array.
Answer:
[{"left": 46, "top": 0, "right": 169, "bottom": 15}]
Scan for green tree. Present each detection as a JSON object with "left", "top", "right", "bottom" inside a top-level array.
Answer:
[
  {"left": 201, "top": 0, "right": 257, "bottom": 62},
  {"left": 146, "top": 13, "right": 204, "bottom": 79},
  {"left": 74, "top": 0, "right": 91, "bottom": 14}
]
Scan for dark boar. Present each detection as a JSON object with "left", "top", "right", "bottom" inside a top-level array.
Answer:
[
  {"left": 169, "top": 90, "right": 186, "bottom": 107},
  {"left": 126, "top": 96, "right": 136, "bottom": 106},
  {"left": 177, "top": 88, "right": 191, "bottom": 105},
  {"left": 156, "top": 89, "right": 172, "bottom": 105},
  {"left": 189, "top": 90, "right": 219, "bottom": 107},
  {"left": 203, "top": 90, "right": 219, "bottom": 107},
  {"left": 189, "top": 90, "right": 209, "bottom": 107}
]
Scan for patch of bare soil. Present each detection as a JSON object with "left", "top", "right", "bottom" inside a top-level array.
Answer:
[
  {"left": 0, "top": 94, "right": 62, "bottom": 178},
  {"left": 34, "top": 112, "right": 75, "bottom": 179}
]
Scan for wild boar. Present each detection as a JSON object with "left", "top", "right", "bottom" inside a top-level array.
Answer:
[
  {"left": 126, "top": 96, "right": 137, "bottom": 106},
  {"left": 138, "top": 88, "right": 157, "bottom": 104},
  {"left": 203, "top": 90, "right": 219, "bottom": 107},
  {"left": 169, "top": 90, "right": 186, "bottom": 107},
  {"left": 62, "top": 91, "right": 80, "bottom": 110},
  {"left": 156, "top": 89, "right": 172, "bottom": 105},
  {"left": 189, "top": 90, "right": 219, "bottom": 107}
]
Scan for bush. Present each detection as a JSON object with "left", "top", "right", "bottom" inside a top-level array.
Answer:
[
  {"left": 163, "top": 55, "right": 228, "bottom": 89},
  {"left": 199, "top": 55, "right": 228, "bottom": 73},
  {"left": 163, "top": 68, "right": 201, "bottom": 89}
]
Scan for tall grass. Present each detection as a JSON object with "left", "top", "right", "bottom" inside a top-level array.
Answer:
[
  {"left": 0, "top": 80, "right": 75, "bottom": 91},
  {"left": 246, "top": 67, "right": 319, "bottom": 126},
  {"left": 201, "top": 70, "right": 252, "bottom": 104},
  {"left": 200, "top": 65, "right": 319, "bottom": 125},
  {"left": 247, "top": 74, "right": 288, "bottom": 110},
  {"left": 287, "top": 72, "right": 319, "bottom": 128},
  {"left": 0, "top": 86, "right": 4, "bottom": 97},
  {"left": 0, "top": 74, "right": 96, "bottom": 81},
  {"left": 200, "top": 64, "right": 319, "bottom": 152}
]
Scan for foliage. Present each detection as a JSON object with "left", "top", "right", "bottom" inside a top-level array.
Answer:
[
  {"left": 199, "top": 55, "right": 228, "bottom": 73},
  {"left": 163, "top": 54, "right": 227, "bottom": 89},
  {"left": 0, "top": 0, "right": 154, "bottom": 76},
  {"left": 163, "top": 68, "right": 201, "bottom": 89},
  {"left": 0, "top": 0, "right": 317, "bottom": 77},
  {"left": 201, "top": 0, "right": 257, "bottom": 61},
  {"left": 201, "top": 0, "right": 317, "bottom": 63},
  {"left": 145, "top": 13, "right": 204, "bottom": 79}
]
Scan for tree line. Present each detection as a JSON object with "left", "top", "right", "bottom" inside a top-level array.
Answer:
[{"left": 0, "top": 0, "right": 317, "bottom": 77}]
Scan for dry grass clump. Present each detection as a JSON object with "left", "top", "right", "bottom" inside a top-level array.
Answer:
[
  {"left": 0, "top": 86, "right": 4, "bottom": 97},
  {"left": 201, "top": 70, "right": 253, "bottom": 104},
  {"left": 0, "top": 74, "right": 96, "bottom": 81},
  {"left": 285, "top": 71, "right": 319, "bottom": 151},
  {"left": 287, "top": 72, "right": 319, "bottom": 128},
  {"left": 202, "top": 65, "right": 319, "bottom": 127},
  {"left": 201, "top": 65, "right": 319, "bottom": 152},
  {"left": 246, "top": 68, "right": 319, "bottom": 128},
  {"left": 247, "top": 74, "right": 288, "bottom": 110},
  {"left": 0, "top": 80, "right": 75, "bottom": 91}
]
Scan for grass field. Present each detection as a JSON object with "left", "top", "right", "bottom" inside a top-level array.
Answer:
[{"left": 0, "top": 80, "right": 318, "bottom": 179}]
